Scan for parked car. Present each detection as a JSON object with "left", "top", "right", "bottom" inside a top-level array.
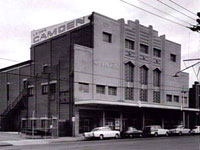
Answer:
[
  {"left": 191, "top": 126, "right": 200, "bottom": 134},
  {"left": 83, "top": 126, "right": 120, "bottom": 140},
  {"left": 143, "top": 125, "right": 169, "bottom": 137},
  {"left": 169, "top": 125, "right": 191, "bottom": 135},
  {"left": 121, "top": 127, "right": 143, "bottom": 138}
]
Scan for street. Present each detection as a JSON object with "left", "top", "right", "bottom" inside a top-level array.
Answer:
[{"left": 1, "top": 135, "right": 200, "bottom": 150}]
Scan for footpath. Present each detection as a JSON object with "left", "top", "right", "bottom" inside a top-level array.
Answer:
[{"left": 0, "top": 132, "right": 84, "bottom": 147}]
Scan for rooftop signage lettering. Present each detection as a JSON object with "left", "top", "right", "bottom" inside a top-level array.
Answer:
[{"left": 31, "top": 15, "right": 90, "bottom": 45}]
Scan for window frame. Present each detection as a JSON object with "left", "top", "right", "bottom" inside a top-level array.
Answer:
[
  {"left": 96, "top": 85, "right": 106, "bottom": 94},
  {"left": 153, "top": 48, "right": 161, "bottom": 58},
  {"left": 166, "top": 94, "right": 172, "bottom": 102},
  {"left": 79, "top": 82, "right": 89, "bottom": 93},
  {"left": 108, "top": 86, "right": 117, "bottom": 96},
  {"left": 140, "top": 66, "right": 148, "bottom": 85},
  {"left": 125, "top": 62, "right": 134, "bottom": 82},
  {"left": 42, "top": 84, "right": 48, "bottom": 95},
  {"left": 103, "top": 32, "right": 112, "bottom": 43},
  {"left": 125, "top": 87, "right": 134, "bottom": 100},
  {"left": 125, "top": 39, "right": 135, "bottom": 50},
  {"left": 140, "top": 89, "right": 148, "bottom": 102},
  {"left": 140, "top": 44, "right": 149, "bottom": 54},
  {"left": 174, "top": 95, "right": 179, "bottom": 103},
  {"left": 153, "top": 69, "right": 161, "bottom": 87},
  {"left": 170, "top": 54, "right": 176, "bottom": 62}
]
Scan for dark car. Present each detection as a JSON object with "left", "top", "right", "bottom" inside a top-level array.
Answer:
[{"left": 121, "top": 127, "right": 143, "bottom": 138}]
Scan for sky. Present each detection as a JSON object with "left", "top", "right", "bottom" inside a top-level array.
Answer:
[{"left": 0, "top": 0, "right": 199, "bottom": 87}]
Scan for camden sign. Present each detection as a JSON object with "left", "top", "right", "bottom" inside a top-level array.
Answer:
[{"left": 31, "top": 15, "right": 90, "bottom": 45}]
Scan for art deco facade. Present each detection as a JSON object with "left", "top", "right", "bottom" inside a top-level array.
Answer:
[{"left": 0, "top": 12, "right": 199, "bottom": 136}]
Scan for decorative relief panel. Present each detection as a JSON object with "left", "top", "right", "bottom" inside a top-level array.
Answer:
[
  {"left": 125, "top": 50, "right": 136, "bottom": 59},
  {"left": 153, "top": 58, "right": 161, "bottom": 65},
  {"left": 139, "top": 54, "right": 149, "bottom": 62}
]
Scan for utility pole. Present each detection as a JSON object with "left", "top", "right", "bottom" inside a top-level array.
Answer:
[{"left": 188, "top": 12, "right": 200, "bottom": 32}]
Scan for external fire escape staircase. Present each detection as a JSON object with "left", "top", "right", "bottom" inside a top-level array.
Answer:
[{"left": 0, "top": 88, "right": 28, "bottom": 131}]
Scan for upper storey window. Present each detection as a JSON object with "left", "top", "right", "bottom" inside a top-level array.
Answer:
[
  {"left": 140, "top": 44, "right": 148, "bottom": 54},
  {"left": 103, "top": 32, "right": 112, "bottom": 43},
  {"left": 153, "top": 69, "right": 161, "bottom": 87},
  {"left": 125, "top": 62, "right": 134, "bottom": 82},
  {"left": 170, "top": 54, "right": 176, "bottom": 62},
  {"left": 125, "top": 39, "right": 134, "bottom": 50},
  {"left": 140, "top": 65, "right": 148, "bottom": 85},
  {"left": 153, "top": 48, "right": 161, "bottom": 58}
]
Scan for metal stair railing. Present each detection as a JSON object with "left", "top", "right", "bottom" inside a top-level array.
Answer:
[{"left": 1, "top": 89, "right": 28, "bottom": 117}]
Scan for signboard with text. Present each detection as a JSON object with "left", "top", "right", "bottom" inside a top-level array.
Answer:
[{"left": 31, "top": 15, "right": 90, "bottom": 45}]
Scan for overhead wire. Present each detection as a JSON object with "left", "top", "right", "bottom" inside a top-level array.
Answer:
[
  {"left": 156, "top": 0, "right": 196, "bottom": 21},
  {"left": 120, "top": 0, "right": 187, "bottom": 28},
  {"left": 135, "top": 0, "right": 192, "bottom": 26},
  {"left": 168, "top": 0, "right": 197, "bottom": 16}
]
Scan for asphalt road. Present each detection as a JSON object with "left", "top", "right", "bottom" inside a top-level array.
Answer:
[{"left": 1, "top": 135, "right": 200, "bottom": 150}]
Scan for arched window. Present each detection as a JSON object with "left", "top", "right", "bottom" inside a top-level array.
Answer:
[
  {"left": 153, "top": 69, "right": 161, "bottom": 87},
  {"left": 140, "top": 65, "right": 148, "bottom": 85},
  {"left": 125, "top": 62, "right": 134, "bottom": 82}
]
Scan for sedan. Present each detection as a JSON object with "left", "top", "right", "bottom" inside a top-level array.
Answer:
[
  {"left": 83, "top": 126, "right": 120, "bottom": 140},
  {"left": 169, "top": 125, "right": 191, "bottom": 135},
  {"left": 121, "top": 127, "right": 143, "bottom": 138},
  {"left": 191, "top": 126, "right": 200, "bottom": 134}
]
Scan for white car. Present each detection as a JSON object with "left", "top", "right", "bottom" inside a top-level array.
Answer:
[
  {"left": 143, "top": 125, "right": 169, "bottom": 136},
  {"left": 83, "top": 126, "right": 120, "bottom": 140},
  {"left": 191, "top": 126, "right": 200, "bottom": 134},
  {"left": 169, "top": 125, "right": 191, "bottom": 135}
]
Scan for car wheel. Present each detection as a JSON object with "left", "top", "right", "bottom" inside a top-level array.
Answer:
[
  {"left": 165, "top": 132, "right": 169, "bottom": 136},
  {"left": 179, "top": 132, "right": 182, "bottom": 136},
  {"left": 139, "top": 134, "right": 142, "bottom": 137},
  {"left": 115, "top": 134, "right": 120, "bottom": 139},
  {"left": 154, "top": 133, "right": 158, "bottom": 137},
  {"left": 99, "top": 134, "right": 104, "bottom": 140},
  {"left": 188, "top": 131, "right": 191, "bottom": 135}
]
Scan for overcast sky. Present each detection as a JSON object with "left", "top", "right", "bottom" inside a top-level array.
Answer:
[{"left": 0, "top": 0, "right": 199, "bottom": 86}]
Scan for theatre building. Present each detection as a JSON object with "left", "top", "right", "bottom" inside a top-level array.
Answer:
[{"left": 0, "top": 12, "right": 199, "bottom": 136}]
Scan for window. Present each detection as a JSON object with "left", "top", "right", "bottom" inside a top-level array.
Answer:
[
  {"left": 41, "top": 120, "right": 46, "bottom": 128},
  {"left": 125, "top": 62, "right": 134, "bottom": 82},
  {"left": 50, "top": 83, "right": 56, "bottom": 93},
  {"left": 42, "top": 85, "right": 48, "bottom": 94},
  {"left": 79, "top": 83, "right": 89, "bottom": 93},
  {"left": 170, "top": 54, "right": 176, "bottom": 62},
  {"left": 174, "top": 95, "right": 179, "bottom": 103},
  {"left": 153, "top": 91, "right": 160, "bottom": 103},
  {"left": 140, "top": 89, "right": 148, "bottom": 101},
  {"left": 125, "top": 39, "right": 134, "bottom": 50},
  {"left": 166, "top": 94, "right": 172, "bottom": 102},
  {"left": 28, "top": 87, "right": 34, "bottom": 96},
  {"left": 60, "top": 91, "right": 70, "bottom": 103},
  {"left": 108, "top": 86, "right": 117, "bottom": 96},
  {"left": 31, "top": 120, "right": 36, "bottom": 128},
  {"left": 140, "top": 66, "right": 148, "bottom": 85},
  {"left": 96, "top": 85, "right": 105, "bottom": 94},
  {"left": 184, "top": 97, "right": 187, "bottom": 104},
  {"left": 140, "top": 44, "right": 148, "bottom": 54},
  {"left": 153, "top": 48, "right": 161, "bottom": 58},
  {"left": 153, "top": 69, "right": 161, "bottom": 87},
  {"left": 7, "top": 83, "right": 9, "bottom": 101},
  {"left": 103, "top": 32, "right": 112, "bottom": 43},
  {"left": 125, "top": 87, "right": 134, "bottom": 100}
]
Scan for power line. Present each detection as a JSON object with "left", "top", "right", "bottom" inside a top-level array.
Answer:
[
  {"left": 136, "top": 0, "right": 192, "bottom": 26},
  {"left": 156, "top": 0, "right": 196, "bottom": 21},
  {"left": 168, "top": 0, "right": 197, "bottom": 16},
  {"left": 120, "top": 0, "right": 187, "bottom": 27}
]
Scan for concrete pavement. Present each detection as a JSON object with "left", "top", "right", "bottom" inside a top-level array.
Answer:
[{"left": 0, "top": 132, "right": 84, "bottom": 146}]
